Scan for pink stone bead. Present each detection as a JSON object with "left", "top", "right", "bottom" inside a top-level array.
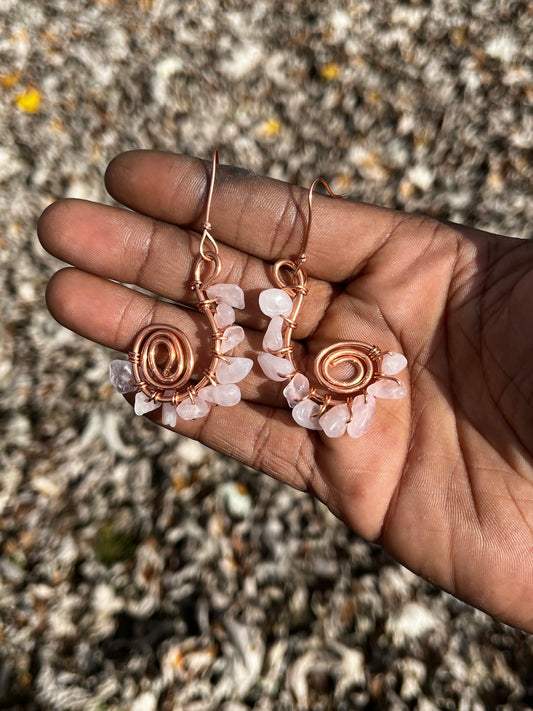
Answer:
[
  {"left": 198, "top": 383, "right": 241, "bottom": 406},
  {"left": 367, "top": 379, "right": 407, "bottom": 399},
  {"left": 381, "top": 352, "right": 408, "bottom": 376},
  {"left": 282, "top": 373, "right": 310, "bottom": 407},
  {"left": 258, "top": 288, "right": 293, "bottom": 317},
  {"left": 319, "top": 404, "right": 350, "bottom": 438},
  {"left": 257, "top": 352, "right": 294, "bottom": 382},
  {"left": 206, "top": 283, "right": 245, "bottom": 309},
  {"left": 263, "top": 315, "right": 284, "bottom": 352},
  {"left": 177, "top": 398, "right": 211, "bottom": 420},
  {"left": 134, "top": 392, "right": 161, "bottom": 416},
  {"left": 109, "top": 360, "right": 137, "bottom": 394},
  {"left": 220, "top": 325, "right": 245, "bottom": 354},
  {"left": 161, "top": 402, "right": 177, "bottom": 427},
  {"left": 216, "top": 356, "right": 253, "bottom": 384},
  {"left": 214, "top": 302, "right": 235, "bottom": 329},
  {"left": 292, "top": 399, "right": 322, "bottom": 430},
  {"left": 347, "top": 394, "right": 375, "bottom": 439}
]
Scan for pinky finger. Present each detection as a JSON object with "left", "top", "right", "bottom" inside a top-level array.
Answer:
[{"left": 137, "top": 395, "right": 324, "bottom": 499}]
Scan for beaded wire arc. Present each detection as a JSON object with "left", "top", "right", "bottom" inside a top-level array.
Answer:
[
  {"left": 258, "top": 178, "right": 408, "bottom": 439},
  {"left": 109, "top": 150, "right": 252, "bottom": 425}
]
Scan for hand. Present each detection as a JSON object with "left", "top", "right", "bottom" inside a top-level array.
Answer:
[{"left": 38, "top": 151, "right": 533, "bottom": 633}]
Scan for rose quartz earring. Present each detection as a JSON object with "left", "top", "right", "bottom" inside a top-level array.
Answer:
[
  {"left": 109, "top": 150, "right": 252, "bottom": 425},
  {"left": 257, "top": 178, "right": 407, "bottom": 439}
]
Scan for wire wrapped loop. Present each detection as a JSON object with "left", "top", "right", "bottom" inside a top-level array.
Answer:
[
  {"left": 272, "top": 258, "right": 308, "bottom": 295},
  {"left": 314, "top": 341, "right": 379, "bottom": 395},
  {"left": 130, "top": 324, "right": 194, "bottom": 402},
  {"left": 193, "top": 251, "right": 221, "bottom": 290}
]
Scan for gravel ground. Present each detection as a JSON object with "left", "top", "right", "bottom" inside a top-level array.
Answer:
[{"left": 1, "top": 1, "right": 533, "bottom": 709}]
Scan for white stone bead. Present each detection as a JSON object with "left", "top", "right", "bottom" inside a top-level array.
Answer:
[
  {"left": 347, "top": 394, "right": 375, "bottom": 439},
  {"left": 198, "top": 383, "right": 241, "bottom": 406},
  {"left": 109, "top": 360, "right": 137, "bottom": 394},
  {"left": 319, "top": 404, "right": 350, "bottom": 438},
  {"left": 161, "top": 402, "right": 177, "bottom": 427},
  {"left": 220, "top": 325, "right": 245, "bottom": 354},
  {"left": 206, "top": 283, "right": 245, "bottom": 309},
  {"left": 214, "top": 302, "right": 235, "bottom": 329},
  {"left": 259, "top": 288, "right": 293, "bottom": 317},
  {"left": 283, "top": 373, "right": 310, "bottom": 407},
  {"left": 177, "top": 398, "right": 211, "bottom": 420},
  {"left": 381, "top": 352, "right": 408, "bottom": 376},
  {"left": 263, "top": 315, "right": 284, "bottom": 352},
  {"left": 257, "top": 352, "right": 294, "bottom": 382},
  {"left": 367, "top": 379, "right": 407, "bottom": 399},
  {"left": 134, "top": 392, "right": 161, "bottom": 416},
  {"left": 216, "top": 356, "right": 253, "bottom": 384},
  {"left": 292, "top": 399, "right": 322, "bottom": 430}
]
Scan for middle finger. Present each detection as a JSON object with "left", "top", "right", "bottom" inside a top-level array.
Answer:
[{"left": 38, "top": 198, "right": 334, "bottom": 338}]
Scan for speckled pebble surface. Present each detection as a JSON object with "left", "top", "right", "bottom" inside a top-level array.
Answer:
[{"left": 1, "top": 1, "right": 533, "bottom": 709}]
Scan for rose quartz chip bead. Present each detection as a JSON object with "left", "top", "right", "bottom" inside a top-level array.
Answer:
[
  {"left": 292, "top": 399, "right": 322, "bottom": 430},
  {"left": 381, "top": 352, "right": 408, "bottom": 376},
  {"left": 259, "top": 288, "right": 293, "bottom": 317},
  {"left": 263, "top": 315, "right": 284, "bottom": 352},
  {"left": 367, "top": 379, "right": 407, "bottom": 399},
  {"left": 206, "top": 283, "right": 245, "bottom": 309},
  {"left": 216, "top": 356, "right": 253, "bottom": 384},
  {"left": 283, "top": 374, "right": 310, "bottom": 407},
  {"left": 347, "top": 394, "right": 375, "bottom": 439},
  {"left": 198, "top": 383, "right": 241, "bottom": 406},
  {"left": 319, "top": 404, "right": 350, "bottom": 438},
  {"left": 257, "top": 353, "right": 294, "bottom": 382},
  {"left": 220, "top": 325, "right": 245, "bottom": 354}
]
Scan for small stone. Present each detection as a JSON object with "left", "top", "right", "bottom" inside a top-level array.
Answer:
[
  {"left": 206, "top": 283, "right": 245, "bottom": 309},
  {"left": 347, "top": 394, "right": 375, "bottom": 438},
  {"left": 134, "top": 392, "right": 161, "bottom": 415},
  {"left": 216, "top": 356, "right": 253, "bottom": 384},
  {"left": 161, "top": 402, "right": 177, "bottom": 427},
  {"left": 257, "top": 352, "right": 294, "bottom": 381},
  {"left": 220, "top": 325, "right": 245, "bottom": 354},
  {"left": 259, "top": 288, "right": 293, "bottom": 317},
  {"left": 319, "top": 403, "right": 350, "bottom": 438},
  {"left": 283, "top": 373, "right": 310, "bottom": 407},
  {"left": 198, "top": 383, "right": 241, "bottom": 406},
  {"left": 381, "top": 352, "right": 408, "bottom": 376},
  {"left": 292, "top": 399, "right": 322, "bottom": 430},
  {"left": 177, "top": 397, "right": 211, "bottom": 420},
  {"left": 109, "top": 360, "right": 137, "bottom": 394},
  {"left": 218, "top": 482, "right": 252, "bottom": 518},
  {"left": 263, "top": 315, "right": 284, "bottom": 352},
  {"left": 214, "top": 302, "right": 235, "bottom": 329},
  {"left": 367, "top": 379, "right": 407, "bottom": 399}
]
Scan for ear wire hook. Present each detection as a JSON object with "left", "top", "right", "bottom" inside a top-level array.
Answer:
[
  {"left": 199, "top": 149, "right": 220, "bottom": 260},
  {"left": 295, "top": 177, "right": 346, "bottom": 272}
]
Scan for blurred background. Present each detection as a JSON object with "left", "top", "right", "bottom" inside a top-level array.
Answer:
[{"left": 1, "top": 1, "right": 533, "bottom": 709}]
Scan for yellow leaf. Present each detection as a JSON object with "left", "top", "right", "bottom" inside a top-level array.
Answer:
[
  {"left": 320, "top": 63, "right": 340, "bottom": 81},
  {"left": 259, "top": 118, "right": 282, "bottom": 137},
  {"left": 15, "top": 87, "right": 41, "bottom": 113},
  {"left": 0, "top": 72, "right": 21, "bottom": 89}
]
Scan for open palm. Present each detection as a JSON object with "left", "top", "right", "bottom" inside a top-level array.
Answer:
[{"left": 38, "top": 151, "right": 533, "bottom": 633}]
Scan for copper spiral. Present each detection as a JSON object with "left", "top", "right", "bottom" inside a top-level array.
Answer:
[
  {"left": 129, "top": 324, "right": 194, "bottom": 403},
  {"left": 313, "top": 342, "right": 379, "bottom": 395}
]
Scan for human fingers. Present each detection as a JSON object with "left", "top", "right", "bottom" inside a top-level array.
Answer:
[
  {"left": 45, "top": 267, "right": 307, "bottom": 409},
  {"left": 146, "top": 395, "right": 327, "bottom": 499},
  {"left": 104, "top": 150, "right": 405, "bottom": 283},
  {"left": 38, "top": 198, "right": 335, "bottom": 339}
]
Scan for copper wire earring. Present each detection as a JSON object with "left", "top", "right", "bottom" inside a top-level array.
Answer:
[
  {"left": 109, "top": 150, "right": 252, "bottom": 425},
  {"left": 257, "top": 179, "right": 408, "bottom": 439}
]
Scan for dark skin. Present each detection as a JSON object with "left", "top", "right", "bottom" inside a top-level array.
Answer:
[{"left": 38, "top": 151, "right": 533, "bottom": 633}]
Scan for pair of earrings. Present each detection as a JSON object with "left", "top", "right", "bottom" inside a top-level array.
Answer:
[{"left": 110, "top": 151, "right": 407, "bottom": 439}]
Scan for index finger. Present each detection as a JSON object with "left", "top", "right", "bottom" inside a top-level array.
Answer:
[{"left": 104, "top": 150, "right": 404, "bottom": 283}]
